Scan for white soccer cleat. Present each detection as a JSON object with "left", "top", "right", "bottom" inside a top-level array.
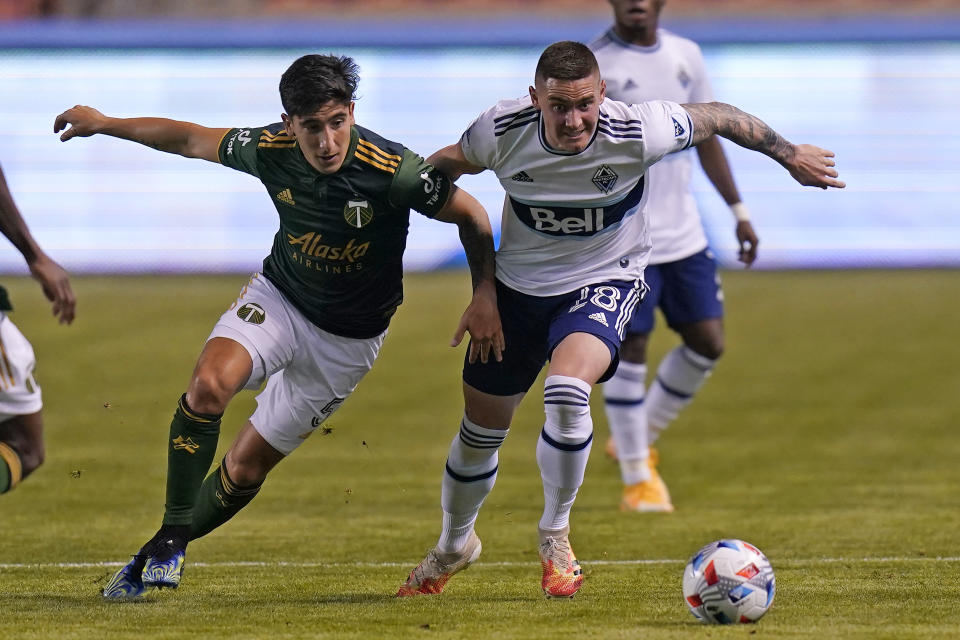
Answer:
[{"left": 396, "top": 532, "right": 482, "bottom": 596}]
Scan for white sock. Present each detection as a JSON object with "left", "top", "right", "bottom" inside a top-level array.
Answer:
[
  {"left": 438, "top": 415, "right": 508, "bottom": 554},
  {"left": 537, "top": 375, "right": 593, "bottom": 533},
  {"left": 603, "top": 361, "right": 650, "bottom": 485},
  {"left": 647, "top": 346, "right": 716, "bottom": 444}
]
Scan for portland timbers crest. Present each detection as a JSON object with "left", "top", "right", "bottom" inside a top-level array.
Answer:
[
  {"left": 344, "top": 198, "right": 374, "bottom": 228},
  {"left": 237, "top": 302, "right": 266, "bottom": 325},
  {"left": 592, "top": 164, "right": 619, "bottom": 194}
]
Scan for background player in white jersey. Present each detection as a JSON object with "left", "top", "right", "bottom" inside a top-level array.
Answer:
[
  {"left": 591, "top": 0, "right": 758, "bottom": 512},
  {"left": 0, "top": 162, "right": 76, "bottom": 496},
  {"left": 397, "top": 41, "right": 843, "bottom": 599}
]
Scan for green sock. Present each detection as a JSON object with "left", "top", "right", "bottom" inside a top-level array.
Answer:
[
  {"left": 162, "top": 394, "right": 222, "bottom": 526},
  {"left": 189, "top": 459, "right": 261, "bottom": 541}
]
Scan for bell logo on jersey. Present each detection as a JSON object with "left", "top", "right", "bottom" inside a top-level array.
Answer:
[
  {"left": 344, "top": 199, "right": 374, "bottom": 228},
  {"left": 592, "top": 165, "right": 619, "bottom": 194},
  {"left": 529, "top": 207, "right": 604, "bottom": 235}
]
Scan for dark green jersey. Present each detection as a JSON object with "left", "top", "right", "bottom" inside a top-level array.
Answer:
[
  {"left": 0, "top": 285, "right": 10, "bottom": 312},
  {"left": 218, "top": 124, "right": 451, "bottom": 338}
]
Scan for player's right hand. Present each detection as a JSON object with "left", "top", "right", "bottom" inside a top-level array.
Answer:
[
  {"left": 29, "top": 254, "right": 76, "bottom": 324},
  {"left": 54, "top": 105, "right": 109, "bottom": 141}
]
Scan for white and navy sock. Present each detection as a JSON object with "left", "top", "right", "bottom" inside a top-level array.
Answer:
[
  {"left": 647, "top": 346, "right": 716, "bottom": 443},
  {"left": 603, "top": 361, "right": 650, "bottom": 485},
  {"left": 537, "top": 375, "right": 593, "bottom": 533},
  {"left": 438, "top": 415, "right": 508, "bottom": 554}
]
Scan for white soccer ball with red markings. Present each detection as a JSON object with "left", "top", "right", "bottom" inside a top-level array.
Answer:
[{"left": 682, "top": 539, "right": 776, "bottom": 624}]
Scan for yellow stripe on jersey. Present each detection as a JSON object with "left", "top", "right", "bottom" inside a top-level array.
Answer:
[
  {"left": 258, "top": 141, "right": 298, "bottom": 149},
  {"left": 357, "top": 139, "right": 401, "bottom": 165},
  {"left": 0, "top": 334, "right": 13, "bottom": 390},
  {"left": 354, "top": 148, "right": 397, "bottom": 173},
  {"left": 260, "top": 128, "right": 292, "bottom": 139},
  {"left": 214, "top": 128, "right": 233, "bottom": 164},
  {"left": 0, "top": 442, "right": 22, "bottom": 489}
]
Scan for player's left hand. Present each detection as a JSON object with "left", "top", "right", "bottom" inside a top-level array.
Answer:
[
  {"left": 735, "top": 220, "right": 759, "bottom": 267},
  {"left": 29, "top": 253, "right": 76, "bottom": 324},
  {"left": 451, "top": 282, "right": 504, "bottom": 364},
  {"left": 785, "top": 144, "right": 845, "bottom": 189}
]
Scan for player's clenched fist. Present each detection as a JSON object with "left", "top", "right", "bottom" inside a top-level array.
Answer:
[{"left": 54, "top": 105, "right": 110, "bottom": 141}]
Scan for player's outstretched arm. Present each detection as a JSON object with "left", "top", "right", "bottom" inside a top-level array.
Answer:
[
  {"left": 683, "top": 102, "right": 845, "bottom": 190},
  {"left": 53, "top": 105, "right": 229, "bottom": 163},
  {"left": 433, "top": 185, "right": 504, "bottom": 364},
  {"left": 696, "top": 137, "right": 758, "bottom": 266},
  {"left": 0, "top": 164, "right": 76, "bottom": 324},
  {"left": 427, "top": 143, "right": 485, "bottom": 182}
]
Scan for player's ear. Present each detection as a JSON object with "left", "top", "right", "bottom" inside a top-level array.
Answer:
[
  {"left": 599, "top": 78, "right": 607, "bottom": 102},
  {"left": 281, "top": 113, "right": 294, "bottom": 137},
  {"left": 528, "top": 85, "right": 539, "bottom": 109},
  {"left": 348, "top": 101, "right": 356, "bottom": 124}
]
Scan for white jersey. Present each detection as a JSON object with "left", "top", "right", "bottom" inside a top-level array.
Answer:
[
  {"left": 590, "top": 28, "right": 714, "bottom": 264},
  {"left": 460, "top": 95, "right": 693, "bottom": 296}
]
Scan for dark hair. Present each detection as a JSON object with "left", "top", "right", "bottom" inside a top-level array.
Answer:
[
  {"left": 535, "top": 41, "right": 599, "bottom": 84},
  {"left": 279, "top": 54, "right": 359, "bottom": 117}
]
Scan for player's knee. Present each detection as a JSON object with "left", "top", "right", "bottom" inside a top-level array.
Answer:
[
  {"left": 689, "top": 338, "right": 724, "bottom": 361},
  {"left": 224, "top": 455, "right": 268, "bottom": 488},
  {"left": 19, "top": 442, "right": 44, "bottom": 477},
  {"left": 543, "top": 376, "right": 593, "bottom": 442},
  {"left": 619, "top": 334, "right": 649, "bottom": 363},
  {"left": 186, "top": 370, "right": 235, "bottom": 415}
]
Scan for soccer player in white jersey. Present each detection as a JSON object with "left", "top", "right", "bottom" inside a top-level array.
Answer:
[
  {"left": 591, "top": 0, "right": 758, "bottom": 512},
  {"left": 397, "top": 40, "right": 843, "bottom": 599}
]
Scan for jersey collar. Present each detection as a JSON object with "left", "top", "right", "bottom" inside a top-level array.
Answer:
[{"left": 607, "top": 27, "right": 662, "bottom": 53}]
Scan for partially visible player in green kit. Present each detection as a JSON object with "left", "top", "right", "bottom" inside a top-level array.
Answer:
[{"left": 54, "top": 54, "right": 504, "bottom": 599}]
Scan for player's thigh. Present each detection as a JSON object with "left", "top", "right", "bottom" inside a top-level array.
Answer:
[
  {"left": 250, "top": 325, "right": 386, "bottom": 456},
  {"left": 0, "top": 314, "right": 42, "bottom": 421},
  {"left": 658, "top": 249, "right": 724, "bottom": 331},
  {"left": 546, "top": 280, "right": 644, "bottom": 384},
  {"left": 206, "top": 273, "right": 300, "bottom": 392},
  {"left": 463, "top": 280, "right": 552, "bottom": 398}
]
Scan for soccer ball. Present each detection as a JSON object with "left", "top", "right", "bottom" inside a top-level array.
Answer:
[{"left": 682, "top": 539, "right": 776, "bottom": 624}]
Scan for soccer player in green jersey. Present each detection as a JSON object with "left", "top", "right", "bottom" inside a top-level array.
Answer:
[
  {"left": 0, "top": 162, "right": 76, "bottom": 496},
  {"left": 54, "top": 54, "right": 504, "bottom": 599}
]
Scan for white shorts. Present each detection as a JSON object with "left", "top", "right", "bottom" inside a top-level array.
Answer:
[
  {"left": 207, "top": 274, "right": 385, "bottom": 455},
  {"left": 0, "top": 313, "right": 42, "bottom": 421}
]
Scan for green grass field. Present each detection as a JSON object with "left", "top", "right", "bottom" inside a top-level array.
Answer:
[{"left": 1, "top": 269, "right": 959, "bottom": 639}]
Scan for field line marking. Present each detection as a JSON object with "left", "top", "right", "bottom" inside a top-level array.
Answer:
[{"left": 1, "top": 557, "right": 958, "bottom": 570}]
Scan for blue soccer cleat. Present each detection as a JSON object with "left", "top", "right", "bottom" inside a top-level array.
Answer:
[
  {"left": 142, "top": 538, "right": 186, "bottom": 589},
  {"left": 102, "top": 555, "right": 150, "bottom": 600}
]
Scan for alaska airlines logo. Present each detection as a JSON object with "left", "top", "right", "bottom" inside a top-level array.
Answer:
[
  {"left": 237, "top": 303, "right": 266, "bottom": 325},
  {"left": 172, "top": 435, "right": 200, "bottom": 454},
  {"left": 288, "top": 232, "right": 370, "bottom": 262},
  {"left": 344, "top": 199, "right": 374, "bottom": 228}
]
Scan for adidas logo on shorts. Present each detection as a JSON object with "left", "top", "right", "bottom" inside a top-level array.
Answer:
[{"left": 588, "top": 312, "right": 609, "bottom": 327}]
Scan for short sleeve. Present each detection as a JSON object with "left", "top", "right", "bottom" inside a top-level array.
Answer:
[
  {"left": 633, "top": 100, "right": 695, "bottom": 166},
  {"left": 389, "top": 148, "right": 452, "bottom": 218},
  {"left": 459, "top": 105, "right": 499, "bottom": 170},
  {"left": 218, "top": 127, "right": 264, "bottom": 178}
]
